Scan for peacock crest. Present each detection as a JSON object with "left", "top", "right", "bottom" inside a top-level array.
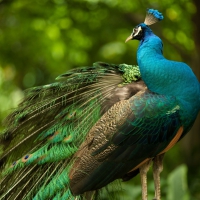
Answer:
[{"left": 144, "top": 9, "right": 164, "bottom": 26}]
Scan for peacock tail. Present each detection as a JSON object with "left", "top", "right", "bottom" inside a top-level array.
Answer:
[{"left": 0, "top": 62, "right": 142, "bottom": 200}]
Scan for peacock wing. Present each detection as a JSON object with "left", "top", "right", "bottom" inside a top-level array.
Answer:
[{"left": 69, "top": 89, "right": 184, "bottom": 195}]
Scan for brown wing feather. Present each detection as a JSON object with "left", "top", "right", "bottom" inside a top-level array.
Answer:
[{"left": 69, "top": 89, "right": 183, "bottom": 195}]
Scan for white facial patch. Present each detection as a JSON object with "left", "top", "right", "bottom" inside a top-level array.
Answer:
[{"left": 133, "top": 26, "right": 142, "bottom": 37}]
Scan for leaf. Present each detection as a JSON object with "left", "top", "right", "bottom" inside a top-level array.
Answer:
[{"left": 167, "top": 164, "right": 190, "bottom": 200}]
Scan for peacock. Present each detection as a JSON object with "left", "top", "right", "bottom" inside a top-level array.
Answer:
[{"left": 0, "top": 8, "right": 200, "bottom": 200}]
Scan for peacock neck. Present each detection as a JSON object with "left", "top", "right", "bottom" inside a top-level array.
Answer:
[{"left": 137, "top": 34, "right": 200, "bottom": 114}]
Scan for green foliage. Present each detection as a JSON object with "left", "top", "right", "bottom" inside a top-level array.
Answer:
[
  {"left": 0, "top": 66, "right": 24, "bottom": 131},
  {"left": 167, "top": 165, "right": 189, "bottom": 200}
]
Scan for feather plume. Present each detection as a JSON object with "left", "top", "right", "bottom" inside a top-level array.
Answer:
[{"left": 144, "top": 9, "right": 164, "bottom": 26}]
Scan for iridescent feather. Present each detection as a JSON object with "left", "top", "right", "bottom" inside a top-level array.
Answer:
[{"left": 0, "top": 62, "right": 143, "bottom": 200}]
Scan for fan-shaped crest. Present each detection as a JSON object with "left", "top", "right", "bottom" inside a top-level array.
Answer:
[{"left": 144, "top": 9, "right": 164, "bottom": 26}]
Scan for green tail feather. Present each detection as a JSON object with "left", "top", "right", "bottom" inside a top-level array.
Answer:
[{"left": 0, "top": 62, "right": 141, "bottom": 199}]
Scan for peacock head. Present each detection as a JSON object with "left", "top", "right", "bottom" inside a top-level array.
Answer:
[{"left": 125, "top": 9, "right": 164, "bottom": 42}]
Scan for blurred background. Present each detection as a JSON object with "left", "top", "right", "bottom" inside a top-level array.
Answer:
[{"left": 0, "top": 0, "right": 199, "bottom": 199}]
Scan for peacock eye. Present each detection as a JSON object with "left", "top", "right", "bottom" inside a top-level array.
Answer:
[
  {"left": 24, "top": 155, "right": 29, "bottom": 159},
  {"left": 12, "top": 161, "right": 17, "bottom": 166}
]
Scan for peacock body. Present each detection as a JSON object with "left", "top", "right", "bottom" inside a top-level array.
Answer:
[{"left": 0, "top": 8, "right": 200, "bottom": 200}]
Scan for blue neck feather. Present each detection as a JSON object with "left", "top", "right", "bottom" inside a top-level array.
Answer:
[{"left": 136, "top": 24, "right": 200, "bottom": 113}]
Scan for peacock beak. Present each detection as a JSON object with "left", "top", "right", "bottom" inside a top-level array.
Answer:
[{"left": 125, "top": 34, "right": 133, "bottom": 43}]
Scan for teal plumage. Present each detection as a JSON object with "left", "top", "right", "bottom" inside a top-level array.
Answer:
[
  {"left": 136, "top": 23, "right": 200, "bottom": 136},
  {"left": 0, "top": 8, "right": 200, "bottom": 200}
]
